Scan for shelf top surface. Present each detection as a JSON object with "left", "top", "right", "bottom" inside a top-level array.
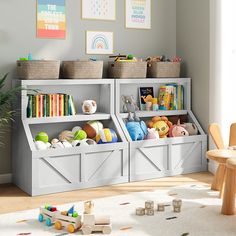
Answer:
[{"left": 116, "top": 78, "right": 191, "bottom": 84}]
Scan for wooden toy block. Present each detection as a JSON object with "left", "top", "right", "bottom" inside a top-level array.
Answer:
[
  {"left": 136, "top": 207, "right": 145, "bottom": 216},
  {"left": 145, "top": 208, "right": 154, "bottom": 216},
  {"left": 81, "top": 214, "right": 112, "bottom": 235},
  {"left": 145, "top": 200, "right": 154, "bottom": 209},
  {"left": 172, "top": 199, "right": 182, "bottom": 213},
  {"left": 157, "top": 204, "right": 165, "bottom": 212},
  {"left": 84, "top": 201, "right": 94, "bottom": 214}
]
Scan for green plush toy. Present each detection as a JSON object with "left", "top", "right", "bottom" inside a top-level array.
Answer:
[
  {"left": 35, "top": 132, "right": 49, "bottom": 143},
  {"left": 74, "top": 130, "right": 87, "bottom": 140}
]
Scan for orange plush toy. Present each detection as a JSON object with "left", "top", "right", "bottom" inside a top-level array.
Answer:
[{"left": 146, "top": 116, "right": 172, "bottom": 138}]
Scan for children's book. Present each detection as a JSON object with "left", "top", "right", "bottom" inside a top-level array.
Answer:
[{"left": 139, "top": 87, "right": 154, "bottom": 111}]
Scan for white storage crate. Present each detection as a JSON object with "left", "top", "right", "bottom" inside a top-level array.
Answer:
[
  {"left": 115, "top": 79, "right": 207, "bottom": 181},
  {"left": 12, "top": 79, "right": 128, "bottom": 196}
]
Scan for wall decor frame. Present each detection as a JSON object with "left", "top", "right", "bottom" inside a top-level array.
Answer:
[
  {"left": 86, "top": 31, "right": 114, "bottom": 55},
  {"left": 82, "top": 0, "right": 116, "bottom": 21},
  {"left": 36, "top": 0, "right": 66, "bottom": 39},
  {"left": 125, "top": 0, "right": 151, "bottom": 29}
]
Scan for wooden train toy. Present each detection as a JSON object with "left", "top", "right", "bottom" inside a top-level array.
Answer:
[{"left": 38, "top": 202, "right": 112, "bottom": 235}]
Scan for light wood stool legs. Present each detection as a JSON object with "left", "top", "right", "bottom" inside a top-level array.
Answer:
[
  {"left": 211, "top": 164, "right": 226, "bottom": 191},
  {"left": 221, "top": 167, "right": 236, "bottom": 215}
]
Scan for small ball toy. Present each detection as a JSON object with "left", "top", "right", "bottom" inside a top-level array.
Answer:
[
  {"left": 62, "top": 141, "right": 73, "bottom": 148},
  {"left": 83, "top": 121, "right": 104, "bottom": 139},
  {"left": 72, "top": 139, "right": 96, "bottom": 147},
  {"left": 52, "top": 141, "right": 64, "bottom": 149},
  {"left": 51, "top": 138, "right": 59, "bottom": 145},
  {"left": 72, "top": 126, "right": 82, "bottom": 134},
  {"left": 59, "top": 130, "right": 74, "bottom": 142},
  {"left": 35, "top": 132, "right": 49, "bottom": 143},
  {"left": 74, "top": 130, "right": 87, "bottom": 140},
  {"left": 35, "top": 141, "right": 47, "bottom": 150},
  {"left": 96, "top": 128, "right": 118, "bottom": 144}
]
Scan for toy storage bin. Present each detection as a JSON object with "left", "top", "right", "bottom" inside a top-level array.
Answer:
[
  {"left": 147, "top": 62, "right": 180, "bottom": 78},
  {"left": 108, "top": 61, "right": 147, "bottom": 78},
  {"left": 115, "top": 78, "right": 207, "bottom": 182},
  {"left": 17, "top": 60, "right": 60, "bottom": 80},
  {"left": 62, "top": 61, "right": 103, "bottom": 79}
]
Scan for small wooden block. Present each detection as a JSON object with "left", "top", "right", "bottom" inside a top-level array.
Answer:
[
  {"left": 145, "top": 209, "right": 154, "bottom": 216},
  {"left": 157, "top": 204, "right": 165, "bottom": 212},
  {"left": 136, "top": 207, "right": 145, "bottom": 216},
  {"left": 173, "top": 199, "right": 182, "bottom": 213},
  {"left": 145, "top": 200, "right": 154, "bottom": 209}
]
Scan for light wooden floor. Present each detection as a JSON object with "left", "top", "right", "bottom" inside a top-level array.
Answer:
[{"left": 0, "top": 172, "right": 213, "bottom": 214}]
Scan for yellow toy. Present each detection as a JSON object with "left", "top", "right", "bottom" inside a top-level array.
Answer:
[{"left": 147, "top": 116, "right": 172, "bottom": 138}]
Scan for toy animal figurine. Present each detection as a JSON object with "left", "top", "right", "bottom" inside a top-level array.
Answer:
[
  {"left": 126, "top": 121, "right": 148, "bottom": 141},
  {"left": 82, "top": 100, "right": 97, "bottom": 115},
  {"left": 147, "top": 116, "right": 172, "bottom": 138},
  {"left": 182, "top": 123, "right": 198, "bottom": 136},
  {"left": 145, "top": 128, "right": 159, "bottom": 140},
  {"left": 169, "top": 120, "right": 189, "bottom": 137},
  {"left": 81, "top": 214, "right": 112, "bottom": 235},
  {"left": 121, "top": 95, "right": 140, "bottom": 122}
]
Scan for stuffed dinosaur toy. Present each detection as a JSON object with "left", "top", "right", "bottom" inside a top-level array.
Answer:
[{"left": 121, "top": 95, "right": 140, "bottom": 122}]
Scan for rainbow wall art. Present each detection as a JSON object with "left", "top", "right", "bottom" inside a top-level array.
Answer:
[
  {"left": 37, "top": 0, "right": 66, "bottom": 39},
  {"left": 86, "top": 31, "right": 113, "bottom": 55}
]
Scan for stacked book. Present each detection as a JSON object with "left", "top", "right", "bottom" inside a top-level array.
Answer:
[
  {"left": 27, "top": 93, "right": 76, "bottom": 118},
  {"left": 158, "top": 84, "right": 184, "bottom": 110}
]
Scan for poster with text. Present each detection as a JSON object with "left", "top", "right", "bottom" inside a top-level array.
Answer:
[
  {"left": 126, "top": 0, "right": 151, "bottom": 29},
  {"left": 86, "top": 31, "right": 113, "bottom": 55},
  {"left": 37, "top": 0, "right": 66, "bottom": 39},
  {"left": 82, "top": 0, "right": 116, "bottom": 20}
]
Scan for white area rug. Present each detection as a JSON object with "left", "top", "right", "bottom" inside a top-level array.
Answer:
[{"left": 1, "top": 184, "right": 236, "bottom": 236}]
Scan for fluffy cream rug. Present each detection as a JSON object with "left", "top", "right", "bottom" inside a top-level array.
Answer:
[{"left": 0, "top": 184, "right": 236, "bottom": 236}]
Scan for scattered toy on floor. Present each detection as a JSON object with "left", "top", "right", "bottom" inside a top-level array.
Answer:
[
  {"left": 84, "top": 201, "right": 94, "bottom": 214},
  {"left": 173, "top": 199, "right": 182, "bottom": 213},
  {"left": 136, "top": 207, "right": 145, "bottom": 216},
  {"left": 157, "top": 203, "right": 165, "bottom": 212}
]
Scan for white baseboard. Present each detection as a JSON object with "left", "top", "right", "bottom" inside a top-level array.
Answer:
[
  {"left": 0, "top": 173, "right": 12, "bottom": 184},
  {"left": 208, "top": 160, "right": 218, "bottom": 174}
]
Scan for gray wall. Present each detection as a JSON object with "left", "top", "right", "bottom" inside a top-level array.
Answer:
[
  {"left": 0, "top": 0, "right": 176, "bottom": 175},
  {"left": 176, "top": 0, "right": 210, "bottom": 132}
]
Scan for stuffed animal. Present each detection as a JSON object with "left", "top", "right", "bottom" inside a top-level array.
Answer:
[
  {"left": 169, "top": 120, "right": 189, "bottom": 137},
  {"left": 82, "top": 100, "right": 97, "bottom": 115},
  {"left": 182, "top": 123, "right": 198, "bottom": 136},
  {"left": 147, "top": 116, "right": 172, "bottom": 138},
  {"left": 121, "top": 95, "right": 140, "bottom": 122},
  {"left": 145, "top": 128, "right": 159, "bottom": 140},
  {"left": 126, "top": 121, "right": 148, "bottom": 141}
]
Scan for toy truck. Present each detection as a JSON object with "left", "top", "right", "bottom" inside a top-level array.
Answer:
[
  {"left": 38, "top": 206, "right": 59, "bottom": 226},
  {"left": 54, "top": 213, "right": 82, "bottom": 233},
  {"left": 81, "top": 214, "right": 112, "bottom": 235}
]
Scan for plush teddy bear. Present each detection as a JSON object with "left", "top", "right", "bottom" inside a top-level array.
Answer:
[{"left": 147, "top": 116, "right": 172, "bottom": 138}]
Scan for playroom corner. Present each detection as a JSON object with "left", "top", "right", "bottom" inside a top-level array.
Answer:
[{"left": 1, "top": 0, "right": 236, "bottom": 235}]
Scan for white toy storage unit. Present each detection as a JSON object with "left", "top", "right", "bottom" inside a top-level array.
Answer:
[
  {"left": 116, "top": 78, "right": 207, "bottom": 181},
  {"left": 12, "top": 79, "right": 128, "bottom": 196},
  {"left": 12, "top": 78, "right": 207, "bottom": 196}
]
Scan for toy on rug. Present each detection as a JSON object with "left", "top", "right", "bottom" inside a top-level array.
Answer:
[
  {"left": 145, "top": 128, "right": 159, "bottom": 140},
  {"left": 84, "top": 201, "right": 94, "bottom": 214},
  {"left": 81, "top": 214, "right": 112, "bottom": 235},
  {"left": 83, "top": 121, "right": 104, "bottom": 139},
  {"left": 82, "top": 100, "right": 97, "bottom": 115},
  {"left": 182, "top": 123, "right": 198, "bottom": 135},
  {"left": 54, "top": 205, "right": 82, "bottom": 233},
  {"left": 172, "top": 199, "right": 182, "bottom": 213},
  {"left": 71, "top": 139, "right": 97, "bottom": 147},
  {"left": 157, "top": 203, "right": 165, "bottom": 212},
  {"left": 147, "top": 116, "right": 172, "bottom": 138},
  {"left": 136, "top": 200, "right": 154, "bottom": 216},
  {"left": 38, "top": 204, "right": 59, "bottom": 226},
  {"left": 169, "top": 120, "right": 189, "bottom": 137},
  {"left": 126, "top": 121, "right": 148, "bottom": 141},
  {"left": 121, "top": 95, "right": 140, "bottom": 122},
  {"left": 95, "top": 128, "right": 118, "bottom": 144}
]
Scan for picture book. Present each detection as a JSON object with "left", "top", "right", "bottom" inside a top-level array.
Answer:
[{"left": 139, "top": 87, "right": 154, "bottom": 111}]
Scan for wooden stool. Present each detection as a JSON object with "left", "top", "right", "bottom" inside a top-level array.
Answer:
[{"left": 221, "top": 159, "right": 236, "bottom": 215}]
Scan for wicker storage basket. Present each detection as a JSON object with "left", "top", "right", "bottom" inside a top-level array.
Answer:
[
  {"left": 147, "top": 62, "right": 180, "bottom": 78},
  {"left": 17, "top": 60, "right": 60, "bottom": 80},
  {"left": 108, "top": 61, "right": 147, "bottom": 79},
  {"left": 62, "top": 61, "right": 103, "bottom": 79}
]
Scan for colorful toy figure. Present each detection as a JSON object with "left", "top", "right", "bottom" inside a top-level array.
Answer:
[
  {"left": 169, "top": 120, "right": 189, "bottom": 137},
  {"left": 38, "top": 205, "right": 59, "bottom": 226}
]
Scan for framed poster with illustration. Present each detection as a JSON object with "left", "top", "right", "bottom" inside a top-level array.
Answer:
[
  {"left": 82, "top": 0, "right": 116, "bottom": 20},
  {"left": 126, "top": 0, "right": 151, "bottom": 29},
  {"left": 86, "top": 31, "right": 113, "bottom": 55},
  {"left": 37, "top": 0, "right": 66, "bottom": 39},
  {"left": 139, "top": 87, "right": 154, "bottom": 111}
]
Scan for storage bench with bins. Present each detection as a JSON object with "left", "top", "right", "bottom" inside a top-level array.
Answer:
[
  {"left": 12, "top": 79, "right": 128, "bottom": 196},
  {"left": 115, "top": 78, "right": 207, "bottom": 181}
]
